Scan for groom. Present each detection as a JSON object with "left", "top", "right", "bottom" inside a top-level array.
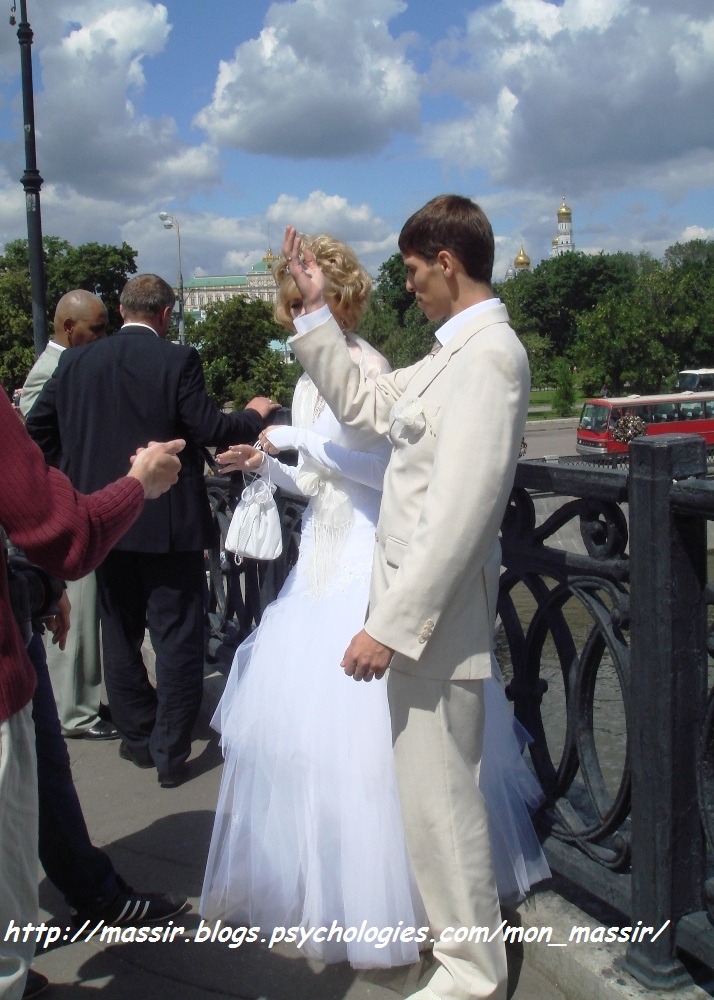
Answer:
[{"left": 284, "top": 195, "right": 530, "bottom": 1000}]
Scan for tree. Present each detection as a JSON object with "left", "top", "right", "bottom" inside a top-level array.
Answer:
[
  {"left": 519, "top": 331, "right": 553, "bottom": 389},
  {"left": 358, "top": 298, "right": 401, "bottom": 354},
  {"left": 195, "top": 296, "right": 283, "bottom": 384},
  {"left": 0, "top": 236, "right": 138, "bottom": 390},
  {"left": 664, "top": 238, "right": 714, "bottom": 271},
  {"left": 574, "top": 265, "right": 687, "bottom": 394},
  {"left": 202, "top": 358, "right": 235, "bottom": 408},
  {"left": 373, "top": 253, "right": 412, "bottom": 325},
  {"left": 382, "top": 300, "right": 437, "bottom": 369},
  {"left": 0, "top": 268, "right": 34, "bottom": 392},
  {"left": 497, "top": 252, "right": 639, "bottom": 362},
  {"left": 233, "top": 348, "right": 302, "bottom": 410},
  {"left": 550, "top": 358, "right": 577, "bottom": 416}
]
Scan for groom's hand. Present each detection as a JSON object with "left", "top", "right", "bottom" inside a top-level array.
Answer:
[{"left": 341, "top": 630, "right": 393, "bottom": 682}]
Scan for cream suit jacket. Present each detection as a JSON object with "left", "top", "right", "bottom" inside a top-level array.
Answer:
[
  {"left": 290, "top": 302, "right": 530, "bottom": 681},
  {"left": 20, "top": 343, "right": 62, "bottom": 417}
]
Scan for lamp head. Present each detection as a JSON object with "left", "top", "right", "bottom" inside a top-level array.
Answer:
[{"left": 158, "top": 211, "right": 173, "bottom": 230}]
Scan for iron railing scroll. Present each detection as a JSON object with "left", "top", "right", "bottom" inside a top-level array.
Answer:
[{"left": 500, "top": 434, "right": 714, "bottom": 991}]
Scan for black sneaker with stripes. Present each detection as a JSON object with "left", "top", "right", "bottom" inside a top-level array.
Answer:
[{"left": 70, "top": 874, "right": 187, "bottom": 927}]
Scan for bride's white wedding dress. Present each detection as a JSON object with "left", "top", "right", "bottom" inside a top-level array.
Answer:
[{"left": 201, "top": 341, "right": 549, "bottom": 968}]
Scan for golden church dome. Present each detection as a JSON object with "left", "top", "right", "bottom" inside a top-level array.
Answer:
[
  {"left": 514, "top": 244, "right": 530, "bottom": 268},
  {"left": 557, "top": 196, "right": 572, "bottom": 219}
]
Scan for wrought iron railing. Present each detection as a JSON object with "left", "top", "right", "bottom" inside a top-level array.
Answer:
[{"left": 501, "top": 434, "right": 714, "bottom": 990}]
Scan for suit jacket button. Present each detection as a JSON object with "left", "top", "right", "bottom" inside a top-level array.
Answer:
[{"left": 418, "top": 618, "right": 435, "bottom": 643}]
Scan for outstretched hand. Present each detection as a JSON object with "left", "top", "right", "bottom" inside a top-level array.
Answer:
[
  {"left": 128, "top": 439, "right": 185, "bottom": 499},
  {"left": 282, "top": 226, "right": 327, "bottom": 314},
  {"left": 216, "top": 444, "right": 265, "bottom": 474}
]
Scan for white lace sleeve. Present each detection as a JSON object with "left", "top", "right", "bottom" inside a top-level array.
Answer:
[{"left": 289, "top": 428, "right": 390, "bottom": 491}]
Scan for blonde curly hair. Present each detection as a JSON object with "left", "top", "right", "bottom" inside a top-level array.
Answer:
[{"left": 274, "top": 234, "right": 372, "bottom": 333}]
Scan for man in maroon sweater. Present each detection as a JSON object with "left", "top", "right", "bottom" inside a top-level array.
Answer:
[{"left": 0, "top": 383, "right": 183, "bottom": 1000}]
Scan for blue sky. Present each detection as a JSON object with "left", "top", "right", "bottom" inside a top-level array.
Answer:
[{"left": 0, "top": 0, "right": 712, "bottom": 288}]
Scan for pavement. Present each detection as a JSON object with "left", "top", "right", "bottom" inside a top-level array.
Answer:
[
  {"left": 31, "top": 656, "right": 714, "bottom": 1000},
  {"left": 29, "top": 655, "right": 567, "bottom": 1000},
  {"left": 27, "top": 496, "right": 713, "bottom": 1000}
]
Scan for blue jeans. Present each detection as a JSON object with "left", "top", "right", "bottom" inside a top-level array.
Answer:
[{"left": 29, "top": 630, "right": 118, "bottom": 911}]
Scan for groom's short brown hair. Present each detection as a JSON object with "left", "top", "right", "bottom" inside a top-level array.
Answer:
[{"left": 398, "top": 194, "right": 494, "bottom": 285}]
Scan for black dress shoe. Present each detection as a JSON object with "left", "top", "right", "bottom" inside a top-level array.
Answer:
[
  {"left": 118, "top": 741, "right": 154, "bottom": 769},
  {"left": 158, "top": 764, "right": 188, "bottom": 788},
  {"left": 67, "top": 720, "right": 119, "bottom": 741}
]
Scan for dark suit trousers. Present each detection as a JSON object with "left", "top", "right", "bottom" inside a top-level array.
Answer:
[
  {"left": 29, "top": 631, "right": 117, "bottom": 910},
  {"left": 95, "top": 550, "right": 206, "bottom": 778}
]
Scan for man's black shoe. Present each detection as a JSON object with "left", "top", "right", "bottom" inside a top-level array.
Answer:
[
  {"left": 118, "top": 741, "right": 153, "bottom": 769},
  {"left": 158, "top": 764, "right": 188, "bottom": 788},
  {"left": 68, "top": 720, "right": 119, "bottom": 741},
  {"left": 22, "top": 969, "right": 49, "bottom": 999},
  {"left": 71, "top": 875, "right": 188, "bottom": 927}
]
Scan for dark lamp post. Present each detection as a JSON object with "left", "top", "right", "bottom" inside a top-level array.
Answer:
[{"left": 14, "top": 0, "right": 48, "bottom": 355}]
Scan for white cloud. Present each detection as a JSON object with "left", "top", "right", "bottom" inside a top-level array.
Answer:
[
  {"left": 33, "top": 3, "right": 220, "bottom": 200},
  {"left": 422, "top": 0, "right": 714, "bottom": 202},
  {"left": 264, "top": 190, "right": 397, "bottom": 270},
  {"left": 194, "top": 0, "right": 420, "bottom": 158}
]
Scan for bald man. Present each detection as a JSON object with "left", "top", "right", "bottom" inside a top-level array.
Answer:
[
  {"left": 21, "top": 290, "right": 115, "bottom": 739},
  {"left": 21, "top": 290, "right": 109, "bottom": 418}
]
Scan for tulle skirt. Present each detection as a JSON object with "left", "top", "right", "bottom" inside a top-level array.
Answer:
[
  {"left": 482, "top": 666, "right": 551, "bottom": 903},
  {"left": 201, "top": 508, "right": 426, "bottom": 967},
  {"left": 201, "top": 507, "right": 549, "bottom": 967}
]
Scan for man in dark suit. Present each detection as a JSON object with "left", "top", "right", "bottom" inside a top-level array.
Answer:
[{"left": 27, "top": 273, "right": 278, "bottom": 787}]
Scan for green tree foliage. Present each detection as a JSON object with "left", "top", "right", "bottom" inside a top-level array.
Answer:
[
  {"left": 45, "top": 238, "right": 137, "bottom": 329},
  {"left": 498, "top": 251, "right": 639, "bottom": 359},
  {"left": 663, "top": 239, "right": 714, "bottom": 271},
  {"left": 550, "top": 358, "right": 577, "bottom": 416},
  {"left": 233, "top": 347, "right": 302, "bottom": 410},
  {"left": 519, "top": 332, "right": 553, "bottom": 389},
  {"left": 574, "top": 265, "right": 687, "bottom": 394},
  {"left": 381, "top": 301, "right": 437, "bottom": 369},
  {"left": 195, "top": 296, "right": 283, "bottom": 384},
  {"left": 0, "top": 236, "right": 137, "bottom": 392},
  {"left": 373, "top": 253, "right": 412, "bottom": 325},
  {"left": 0, "top": 268, "right": 34, "bottom": 392},
  {"left": 202, "top": 358, "right": 235, "bottom": 408},
  {"left": 358, "top": 298, "right": 401, "bottom": 355}
]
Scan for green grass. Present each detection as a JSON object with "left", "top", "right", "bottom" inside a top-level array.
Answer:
[{"left": 527, "top": 387, "right": 585, "bottom": 420}]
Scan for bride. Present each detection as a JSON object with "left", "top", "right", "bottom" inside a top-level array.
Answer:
[{"left": 200, "top": 236, "right": 548, "bottom": 968}]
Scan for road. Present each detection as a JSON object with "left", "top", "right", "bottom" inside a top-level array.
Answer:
[{"left": 523, "top": 418, "right": 579, "bottom": 459}]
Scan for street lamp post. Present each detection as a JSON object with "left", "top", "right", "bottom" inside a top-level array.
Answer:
[
  {"left": 13, "top": 0, "right": 48, "bottom": 355},
  {"left": 158, "top": 212, "right": 184, "bottom": 345}
]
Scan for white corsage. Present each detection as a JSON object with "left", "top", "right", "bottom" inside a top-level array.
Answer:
[{"left": 390, "top": 397, "right": 426, "bottom": 435}]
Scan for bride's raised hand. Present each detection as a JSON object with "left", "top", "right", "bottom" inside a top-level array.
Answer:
[
  {"left": 282, "top": 225, "right": 326, "bottom": 313},
  {"left": 216, "top": 444, "right": 265, "bottom": 474}
]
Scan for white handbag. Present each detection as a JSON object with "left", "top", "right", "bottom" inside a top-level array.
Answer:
[{"left": 225, "top": 460, "right": 283, "bottom": 561}]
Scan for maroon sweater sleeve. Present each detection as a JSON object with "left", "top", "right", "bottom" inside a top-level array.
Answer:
[{"left": 1, "top": 388, "right": 145, "bottom": 723}]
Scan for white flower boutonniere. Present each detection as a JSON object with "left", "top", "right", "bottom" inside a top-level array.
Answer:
[{"left": 390, "top": 397, "right": 426, "bottom": 435}]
